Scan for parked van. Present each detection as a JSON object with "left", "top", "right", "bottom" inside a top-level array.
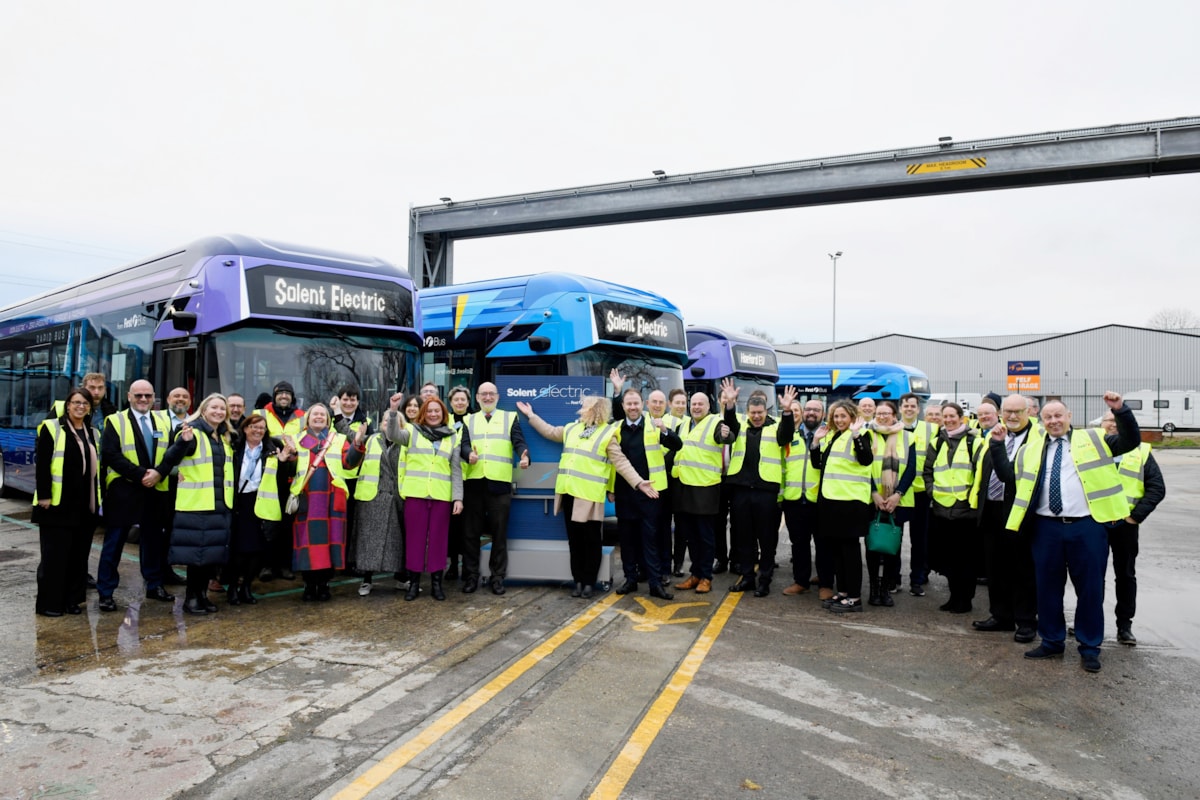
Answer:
[{"left": 1117, "top": 390, "right": 1198, "bottom": 432}]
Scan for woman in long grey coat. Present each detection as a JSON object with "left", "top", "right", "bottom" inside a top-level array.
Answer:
[{"left": 342, "top": 393, "right": 409, "bottom": 594}]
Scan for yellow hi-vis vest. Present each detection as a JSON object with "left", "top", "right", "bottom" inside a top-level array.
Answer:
[
  {"left": 1006, "top": 429, "right": 1128, "bottom": 531},
  {"left": 32, "top": 420, "right": 101, "bottom": 507},
  {"left": 257, "top": 407, "right": 305, "bottom": 440},
  {"left": 674, "top": 415, "right": 724, "bottom": 488},
  {"left": 176, "top": 433, "right": 235, "bottom": 511},
  {"left": 555, "top": 422, "right": 617, "bottom": 503},
  {"left": 908, "top": 421, "right": 938, "bottom": 493},
  {"left": 104, "top": 412, "right": 169, "bottom": 491},
  {"left": 608, "top": 420, "right": 668, "bottom": 491},
  {"left": 401, "top": 431, "right": 455, "bottom": 501},
  {"left": 727, "top": 421, "right": 783, "bottom": 486},
  {"left": 353, "top": 434, "right": 406, "bottom": 501},
  {"left": 463, "top": 410, "right": 516, "bottom": 482},
  {"left": 782, "top": 430, "right": 820, "bottom": 502},
  {"left": 871, "top": 429, "right": 915, "bottom": 508},
  {"left": 1116, "top": 442, "right": 1152, "bottom": 512},
  {"left": 818, "top": 432, "right": 872, "bottom": 503},
  {"left": 255, "top": 456, "right": 284, "bottom": 521},
  {"left": 290, "top": 434, "right": 351, "bottom": 498},
  {"left": 930, "top": 434, "right": 981, "bottom": 509}
]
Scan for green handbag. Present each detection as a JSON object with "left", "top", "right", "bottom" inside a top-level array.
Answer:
[{"left": 866, "top": 511, "right": 902, "bottom": 556}]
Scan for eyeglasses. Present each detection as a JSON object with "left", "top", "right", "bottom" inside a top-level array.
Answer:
[
  {"left": 68, "top": 400, "right": 91, "bottom": 407},
  {"left": 131, "top": 393, "right": 153, "bottom": 399}
]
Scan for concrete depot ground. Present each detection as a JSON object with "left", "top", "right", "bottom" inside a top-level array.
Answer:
[{"left": 2, "top": 451, "right": 1200, "bottom": 800}]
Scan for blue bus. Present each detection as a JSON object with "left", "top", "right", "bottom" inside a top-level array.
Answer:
[
  {"left": 683, "top": 326, "right": 779, "bottom": 412},
  {"left": 419, "top": 272, "right": 687, "bottom": 399},
  {"left": 0, "top": 235, "right": 422, "bottom": 494},
  {"left": 776, "top": 361, "right": 931, "bottom": 405},
  {"left": 419, "top": 273, "right": 688, "bottom": 574}
]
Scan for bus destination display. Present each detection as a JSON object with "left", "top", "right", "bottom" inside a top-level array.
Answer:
[
  {"left": 593, "top": 301, "right": 685, "bottom": 351},
  {"left": 247, "top": 266, "right": 414, "bottom": 327}
]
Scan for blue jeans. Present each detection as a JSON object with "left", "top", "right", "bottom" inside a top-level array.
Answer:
[{"left": 1032, "top": 515, "right": 1109, "bottom": 658}]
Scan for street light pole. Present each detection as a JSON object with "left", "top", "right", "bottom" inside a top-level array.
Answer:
[{"left": 828, "top": 251, "right": 842, "bottom": 358}]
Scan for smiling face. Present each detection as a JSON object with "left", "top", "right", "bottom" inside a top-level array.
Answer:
[
  {"left": 168, "top": 388, "right": 191, "bottom": 416},
  {"left": 476, "top": 383, "right": 499, "bottom": 413},
  {"left": 976, "top": 403, "right": 998, "bottom": 430},
  {"left": 900, "top": 396, "right": 920, "bottom": 423},
  {"left": 449, "top": 389, "right": 470, "bottom": 415},
  {"left": 940, "top": 406, "right": 962, "bottom": 428},
  {"left": 307, "top": 405, "right": 329, "bottom": 432},
  {"left": 856, "top": 398, "right": 876, "bottom": 419},
  {"left": 670, "top": 393, "right": 687, "bottom": 418},
  {"left": 874, "top": 404, "right": 896, "bottom": 426},
  {"left": 622, "top": 391, "right": 643, "bottom": 422},
  {"left": 227, "top": 394, "right": 245, "bottom": 420},
  {"left": 339, "top": 393, "right": 359, "bottom": 416},
  {"left": 647, "top": 390, "right": 667, "bottom": 418},
  {"left": 404, "top": 397, "right": 420, "bottom": 421},
  {"left": 128, "top": 380, "right": 155, "bottom": 414},
  {"left": 1041, "top": 402, "right": 1071, "bottom": 438},
  {"left": 66, "top": 391, "right": 91, "bottom": 424},
  {"left": 202, "top": 397, "right": 227, "bottom": 428},
  {"left": 924, "top": 406, "right": 943, "bottom": 425},
  {"left": 690, "top": 393, "right": 710, "bottom": 421},
  {"left": 1001, "top": 396, "right": 1030, "bottom": 431},
  {"left": 242, "top": 415, "right": 266, "bottom": 446}
]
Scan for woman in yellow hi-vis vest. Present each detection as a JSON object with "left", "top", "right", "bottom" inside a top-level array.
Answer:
[
  {"left": 228, "top": 413, "right": 295, "bottom": 606},
  {"left": 922, "top": 402, "right": 983, "bottom": 615},
  {"left": 519, "top": 395, "right": 629, "bottom": 599},
  {"left": 161, "top": 393, "right": 235, "bottom": 615},
  {"left": 33, "top": 388, "right": 100, "bottom": 617},
  {"left": 811, "top": 399, "right": 876, "bottom": 613}
]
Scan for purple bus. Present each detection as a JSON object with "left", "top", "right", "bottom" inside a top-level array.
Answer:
[{"left": 0, "top": 234, "right": 422, "bottom": 494}]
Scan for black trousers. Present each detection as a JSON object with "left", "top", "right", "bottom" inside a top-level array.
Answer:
[
  {"left": 617, "top": 512, "right": 664, "bottom": 583},
  {"left": 561, "top": 495, "right": 602, "bottom": 585},
  {"left": 832, "top": 537, "right": 864, "bottom": 599},
  {"left": 462, "top": 481, "right": 512, "bottom": 579},
  {"left": 782, "top": 499, "right": 818, "bottom": 586},
  {"left": 676, "top": 511, "right": 715, "bottom": 580},
  {"left": 979, "top": 502, "right": 1038, "bottom": 626},
  {"left": 654, "top": 488, "right": 674, "bottom": 578},
  {"left": 1107, "top": 521, "right": 1139, "bottom": 626},
  {"left": 36, "top": 522, "right": 93, "bottom": 613},
  {"left": 730, "top": 486, "right": 780, "bottom": 580},
  {"left": 714, "top": 483, "right": 734, "bottom": 565},
  {"left": 931, "top": 513, "right": 978, "bottom": 606},
  {"left": 908, "top": 491, "right": 931, "bottom": 587}
]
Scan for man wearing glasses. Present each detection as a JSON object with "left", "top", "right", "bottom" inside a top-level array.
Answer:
[
  {"left": 460, "top": 382, "right": 530, "bottom": 595},
  {"left": 96, "top": 380, "right": 175, "bottom": 612}
]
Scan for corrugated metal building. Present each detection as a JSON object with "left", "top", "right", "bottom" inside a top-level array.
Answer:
[{"left": 776, "top": 324, "right": 1200, "bottom": 422}]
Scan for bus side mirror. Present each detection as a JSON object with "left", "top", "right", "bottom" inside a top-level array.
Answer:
[
  {"left": 528, "top": 336, "right": 551, "bottom": 352},
  {"left": 690, "top": 366, "right": 706, "bottom": 378},
  {"left": 168, "top": 309, "right": 198, "bottom": 332}
]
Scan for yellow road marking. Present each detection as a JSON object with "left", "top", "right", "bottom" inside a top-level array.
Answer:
[
  {"left": 589, "top": 591, "right": 743, "bottom": 799},
  {"left": 333, "top": 592, "right": 622, "bottom": 800}
]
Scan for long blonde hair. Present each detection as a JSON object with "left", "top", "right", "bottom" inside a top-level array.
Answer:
[{"left": 187, "top": 392, "right": 231, "bottom": 445}]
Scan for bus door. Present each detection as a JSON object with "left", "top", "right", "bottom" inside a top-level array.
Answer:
[{"left": 156, "top": 339, "right": 199, "bottom": 411}]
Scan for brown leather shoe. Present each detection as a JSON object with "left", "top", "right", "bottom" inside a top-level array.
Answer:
[
  {"left": 818, "top": 587, "right": 835, "bottom": 601},
  {"left": 695, "top": 578, "right": 712, "bottom": 594},
  {"left": 782, "top": 583, "right": 808, "bottom": 596},
  {"left": 675, "top": 575, "right": 700, "bottom": 590}
]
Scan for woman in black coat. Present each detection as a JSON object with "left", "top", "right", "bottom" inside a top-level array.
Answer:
[
  {"left": 160, "top": 393, "right": 234, "bottom": 615},
  {"left": 228, "top": 413, "right": 294, "bottom": 605},
  {"left": 33, "top": 388, "right": 100, "bottom": 617}
]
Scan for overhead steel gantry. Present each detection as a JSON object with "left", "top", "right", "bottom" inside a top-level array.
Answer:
[{"left": 409, "top": 116, "right": 1200, "bottom": 287}]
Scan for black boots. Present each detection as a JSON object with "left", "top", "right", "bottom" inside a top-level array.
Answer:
[
  {"left": 183, "top": 593, "right": 207, "bottom": 615},
  {"left": 431, "top": 570, "right": 446, "bottom": 601},
  {"left": 405, "top": 574, "right": 421, "bottom": 601},
  {"left": 237, "top": 584, "right": 258, "bottom": 605}
]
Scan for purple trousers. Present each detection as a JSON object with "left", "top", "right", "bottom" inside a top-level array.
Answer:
[{"left": 404, "top": 497, "right": 451, "bottom": 573}]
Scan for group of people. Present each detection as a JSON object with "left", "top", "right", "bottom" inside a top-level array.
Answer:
[
  {"left": 32, "top": 373, "right": 1165, "bottom": 673},
  {"left": 31, "top": 376, "right": 532, "bottom": 616}
]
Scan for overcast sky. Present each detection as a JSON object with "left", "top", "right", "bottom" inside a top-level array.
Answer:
[{"left": 2, "top": 2, "right": 1197, "bottom": 345}]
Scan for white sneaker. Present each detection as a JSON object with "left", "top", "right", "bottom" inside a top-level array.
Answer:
[{"left": 358, "top": 582, "right": 372, "bottom": 596}]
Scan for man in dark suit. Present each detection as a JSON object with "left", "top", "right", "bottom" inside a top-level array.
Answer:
[
  {"left": 96, "top": 380, "right": 175, "bottom": 612},
  {"left": 610, "top": 388, "right": 681, "bottom": 600},
  {"left": 972, "top": 396, "right": 1039, "bottom": 643}
]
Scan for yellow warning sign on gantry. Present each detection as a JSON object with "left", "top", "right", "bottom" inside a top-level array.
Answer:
[{"left": 906, "top": 157, "right": 987, "bottom": 175}]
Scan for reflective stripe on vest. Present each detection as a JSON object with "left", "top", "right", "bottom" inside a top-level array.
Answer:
[
  {"left": 610, "top": 420, "right": 668, "bottom": 491},
  {"left": 727, "top": 421, "right": 782, "bottom": 486},
  {"left": 463, "top": 410, "right": 516, "bottom": 482},
  {"left": 256, "top": 408, "right": 305, "bottom": 440},
  {"left": 819, "top": 432, "right": 872, "bottom": 503},
  {"left": 909, "top": 421, "right": 938, "bottom": 493},
  {"left": 782, "top": 432, "right": 819, "bottom": 502},
  {"left": 176, "top": 434, "right": 235, "bottom": 512},
  {"left": 1116, "top": 442, "right": 1151, "bottom": 510},
  {"left": 555, "top": 422, "right": 617, "bottom": 503},
  {"left": 290, "top": 434, "right": 351, "bottom": 497},
  {"left": 1006, "top": 429, "right": 1129, "bottom": 530},
  {"left": 401, "top": 432, "right": 454, "bottom": 501},
  {"left": 674, "top": 415, "right": 724, "bottom": 487},
  {"left": 32, "top": 420, "right": 66, "bottom": 506},
  {"left": 255, "top": 456, "right": 283, "bottom": 521},
  {"left": 105, "top": 412, "right": 168, "bottom": 491},
  {"left": 354, "top": 434, "right": 405, "bottom": 502},
  {"left": 930, "top": 434, "right": 980, "bottom": 508},
  {"left": 871, "top": 429, "right": 915, "bottom": 508}
]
